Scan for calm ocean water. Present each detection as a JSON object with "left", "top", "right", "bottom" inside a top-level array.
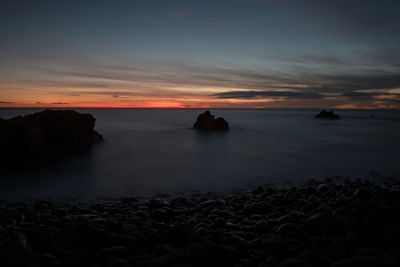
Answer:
[{"left": 1, "top": 108, "right": 399, "bottom": 199}]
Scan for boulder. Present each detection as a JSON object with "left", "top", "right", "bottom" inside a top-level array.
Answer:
[
  {"left": 0, "top": 109, "right": 103, "bottom": 170},
  {"left": 314, "top": 110, "right": 340, "bottom": 120},
  {"left": 193, "top": 110, "right": 229, "bottom": 130}
]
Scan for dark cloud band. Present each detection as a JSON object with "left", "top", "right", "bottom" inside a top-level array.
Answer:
[{"left": 212, "top": 90, "right": 324, "bottom": 99}]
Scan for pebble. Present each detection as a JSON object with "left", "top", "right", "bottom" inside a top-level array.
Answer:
[
  {"left": 252, "top": 186, "right": 265, "bottom": 195},
  {"left": 1, "top": 178, "right": 400, "bottom": 266}
]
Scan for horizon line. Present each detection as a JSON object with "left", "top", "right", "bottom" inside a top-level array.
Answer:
[{"left": 1, "top": 107, "right": 399, "bottom": 111}]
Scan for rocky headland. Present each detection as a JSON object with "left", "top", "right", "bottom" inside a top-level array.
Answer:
[
  {"left": 0, "top": 109, "right": 103, "bottom": 171},
  {"left": 1, "top": 176, "right": 400, "bottom": 266}
]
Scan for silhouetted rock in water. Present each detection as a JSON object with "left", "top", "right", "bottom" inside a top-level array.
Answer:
[
  {"left": 0, "top": 109, "right": 103, "bottom": 170},
  {"left": 193, "top": 110, "right": 229, "bottom": 130},
  {"left": 315, "top": 110, "right": 340, "bottom": 120}
]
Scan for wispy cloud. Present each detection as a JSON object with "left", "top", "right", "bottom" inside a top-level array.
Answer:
[
  {"left": 213, "top": 90, "right": 325, "bottom": 99},
  {"left": 341, "top": 91, "right": 400, "bottom": 99},
  {"left": 7, "top": 52, "right": 400, "bottom": 108}
]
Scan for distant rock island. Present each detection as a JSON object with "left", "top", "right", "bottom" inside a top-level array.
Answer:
[
  {"left": 193, "top": 110, "right": 229, "bottom": 130},
  {"left": 314, "top": 110, "right": 341, "bottom": 120},
  {"left": 0, "top": 109, "right": 103, "bottom": 170}
]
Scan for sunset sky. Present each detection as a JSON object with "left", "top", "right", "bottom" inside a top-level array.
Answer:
[{"left": 1, "top": 0, "right": 399, "bottom": 108}]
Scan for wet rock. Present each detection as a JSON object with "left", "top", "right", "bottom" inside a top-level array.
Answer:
[
  {"left": 243, "top": 201, "right": 266, "bottom": 215},
  {"left": 171, "top": 197, "right": 189, "bottom": 207},
  {"left": 317, "top": 183, "right": 330, "bottom": 192},
  {"left": 145, "top": 198, "right": 169, "bottom": 209},
  {"left": 0, "top": 254, "right": 32, "bottom": 267},
  {"left": 305, "top": 212, "right": 328, "bottom": 230},
  {"left": 387, "top": 188, "right": 400, "bottom": 202},
  {"left": 103, "top": 246, "right": 129, "bottom": 257},
  {"left": 120, "top": 197, "right": 138, "bottom": 205},
  {"left": 99, "top": 233, "right": 139, "bottom": 249},
  {"left": 186, "top": 243, "right": 239, "bottom": 266},
  {"left": 277, "top": 215, "right": 294, "bottom": 225},
  {"left": 38, "top": 253, "right": 59, "bottom": 266},
  {"left": 276, "top": 223, "right": 299, "bottom": 237},
  {"left": 353, "top": 188, "right": 373, "bottom": 201},
  {"left": 255, "top": 219, "right": 270, "bottom": 233},
  {"left": 332, "top": 256, "right": 395, "bottom": 267},
  {"left": 150, "top": 208, "right": 174, "bottom": 222},
  {"left": 4, "top": 231, "right": 32, "bottom": 254},
  {"left": 160, "top": 224, "right": 190, "bottom": 244},
  {"left": 107, "top": 258, "right": 131, "bottom": 267},
  {"left": 2, "top": 218, "right": 17, "bottom": 228},
  {"left": 252, "top": 186, "right": 265, "bottom": 195},
  {"left": 1, "top": 179, "right": 400, "bottom": 266},
  {"left": 136, "top": 250, "right": 183, "bottom": 267},
  {"left": 193, "top": 110, "right": 229, "bottom": 130},
  {"left": 280, "top": 258, "right": 312, "bottom": 267},
  {"left": 23, "top": 229, "right": 56, "bottom": 252}
]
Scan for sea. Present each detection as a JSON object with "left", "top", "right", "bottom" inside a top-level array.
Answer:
[{"left": 1, "top": 108, "right": 399, "bottom": 199}]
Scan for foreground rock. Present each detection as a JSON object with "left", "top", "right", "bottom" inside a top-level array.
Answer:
[
  {"left": 315, "top": 110, "right": 341, "bottom": 120},
  {"left": 193, "top": 110, "right": 229, "bottom": 130},
  {"left": 0, "top": 109, "right": 103, "bottom": 170},
  {"left": 1, "top": 177, "right": 400, "bottom": 266}
]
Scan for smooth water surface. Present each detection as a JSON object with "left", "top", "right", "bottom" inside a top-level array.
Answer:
[{"left": 1, "top": 108, "right": 399, "bottom": 199}]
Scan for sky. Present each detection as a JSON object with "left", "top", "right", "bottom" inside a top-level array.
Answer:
[{"left": 0, "top": 0, "right": 400, "bottom": 108}]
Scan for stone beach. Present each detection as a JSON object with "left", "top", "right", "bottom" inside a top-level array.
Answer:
[{"left": 1, "top": 175, "right": 400, "bottom": 267}]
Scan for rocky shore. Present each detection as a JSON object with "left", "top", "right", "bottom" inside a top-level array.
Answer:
[{"left": 1, "top": 177, "right": 400, "bottom": 267}]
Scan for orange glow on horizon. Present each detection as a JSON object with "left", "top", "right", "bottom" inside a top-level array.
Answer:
[
  {"left": 0, "top": 100, "right": 212, "bottom": 109},
  {"left": 1, "top": 100, "right": 398, "bottom": 109},
  {"left": 1, "top": 83, "right": 399, "bottom": 109},
  {"left": 334, "top": 104, "right": 376, "bottom": 110}
]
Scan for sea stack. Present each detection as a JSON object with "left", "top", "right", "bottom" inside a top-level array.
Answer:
[
  {"left": 0, "top": 109, "right": 103, "bottom": 169},
  {"left": 314, "top": 110, "right": 340, "bottom": 120},
  {"left": 193, "top": 110, "right": 229, "bottom": 130}
]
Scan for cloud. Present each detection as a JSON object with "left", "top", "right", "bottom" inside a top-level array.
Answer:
[
  {"left": 362, "top": 47, "right": 400, "bottom": 68},
  {"left": 341, "top": 91, "right": 400, "bottom": 100},
  {"left": 51, "top": 102, "right": 69, "bottom": 104},
  {"left": 260, "top": 45, "right": 400, "bottom": 71},
  {"left": 341, "top": 91, "right": 378, "bottom": 99},
  {"left": 309, "top": 73, "right": 400, "bottom": 93},
  {"left": 40, "top": 62, "right": 400, "bottom": 104},
  {"left": 376, "top": 99, "right": 400, "bottom": 105},
  {"left": 29, "top": 55, "right": 400, "bottom": 107},
  {"left": 275, "top": 53, "right": 350, "bottom": 66},
  {"left": 36, "top": 54, "right": 400, "bottom": 93},
  {"left": 213, "top": 90, "right": 324, "bottom": 99},
  {"left": 0, "top": 101, "right": 14, "bottom": 104},
  {"left": 30, "top": 56, "right": 149, "bottom": 73}
]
